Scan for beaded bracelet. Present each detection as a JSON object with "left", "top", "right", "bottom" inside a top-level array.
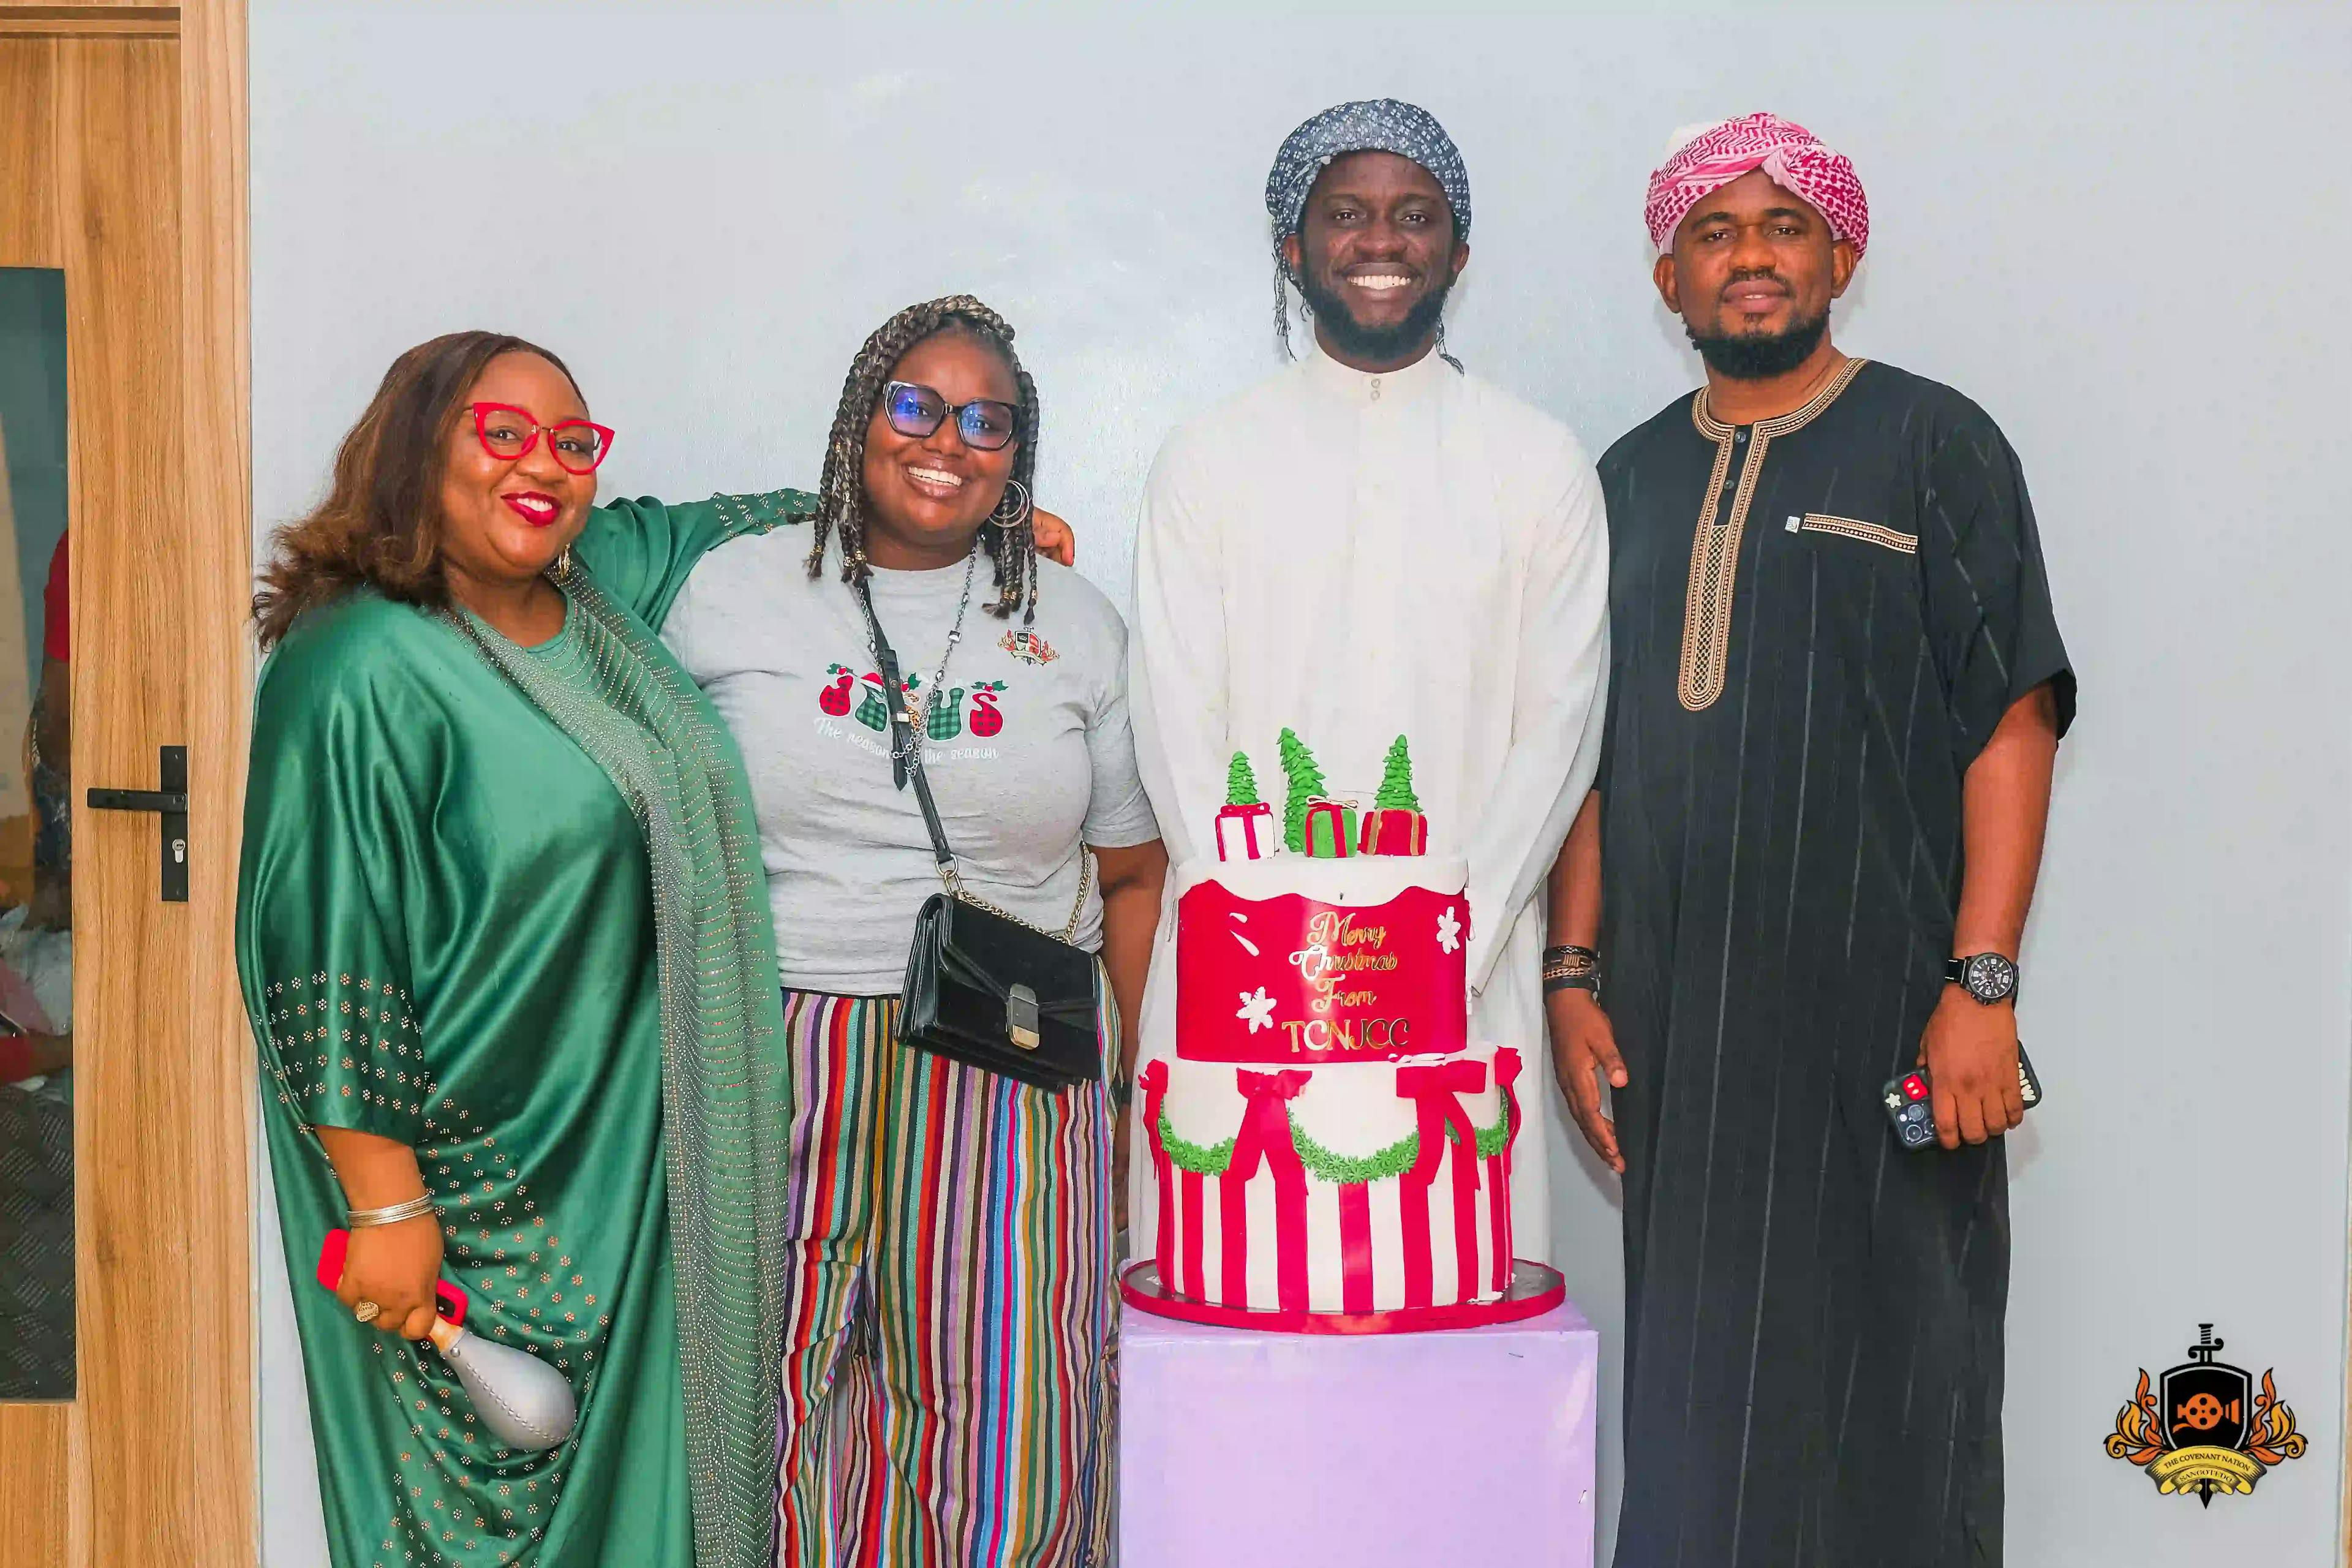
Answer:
[{"left": 1542, "top": 943, "right": 1602, "bottom": 1000}]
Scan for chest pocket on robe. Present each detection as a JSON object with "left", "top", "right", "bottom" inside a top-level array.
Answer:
[
  {"left": 1787, "top": 511, "right": 1918, "bottom": 555},
  {"left": 1765, "top": 507, "right": 1931, "bottom": 695}
]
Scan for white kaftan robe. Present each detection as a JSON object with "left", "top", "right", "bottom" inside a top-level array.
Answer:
[{"left": 1128, "top": 341, "right": 1610, "bottom": 1261}]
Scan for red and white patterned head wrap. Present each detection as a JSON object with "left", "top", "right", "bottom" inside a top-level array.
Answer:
[{"left": 1644, "top": 113, "right": 1868, "bottom": 259}]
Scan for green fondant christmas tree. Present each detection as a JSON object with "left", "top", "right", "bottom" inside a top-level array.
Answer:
[
  {"left": 1226, "top": 750, "right": 1262, "bottom": 807},
  {"left": 1373, "top": 734, "right": 1421, "bottom": 813},
  {"left": 1278, "top": 728, "right": 1328, "bottom": 853}
]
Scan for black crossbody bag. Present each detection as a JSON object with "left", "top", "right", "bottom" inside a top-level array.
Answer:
[{"left": 855, "top": 578, "right": 1102, "bottom": 1093}]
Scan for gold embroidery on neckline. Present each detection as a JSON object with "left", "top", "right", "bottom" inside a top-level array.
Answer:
[{"left": 1675, "top": 358, "right": 1869, "bottom": 711}]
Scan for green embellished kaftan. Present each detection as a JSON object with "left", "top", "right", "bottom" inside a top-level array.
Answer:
[{"left": 239, "top": 489, "right": 812, "bottom": 1568}]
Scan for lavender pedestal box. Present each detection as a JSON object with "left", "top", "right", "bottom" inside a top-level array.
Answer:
[{"left": 1119, "top": 1299, "right": 1599, "bottom": 1567}]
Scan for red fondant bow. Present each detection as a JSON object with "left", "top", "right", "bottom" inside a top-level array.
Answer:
[
  {"left": 1487, "top": 1049, "right": 1524, "bottom": 1292},
  {"left": 1395, "top": 1058, "right": 1486, "bottom": 1183},
  {"left": 1394, "top": 1057, "right": 1488, "bottom": 1308},
  {"left": 1494, "top": 1048, "right": 1524, "bottom": 1159},
  {"left": 1138, "top": 1058, "right": 1170, "bottom": 1135},
  {"left": 1137, "top": 1060, "right": 1178, "bottom": 1290},
  {"left": 1226, "top": 1068, "right": 1312, "bottom": 1312},
  {"left": 1230, "top": 1069, "right": 1310, "bottom": 1180}
]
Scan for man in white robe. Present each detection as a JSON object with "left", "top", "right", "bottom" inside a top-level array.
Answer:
[{"left": 1127, "top": 98, "right": 1610, "bottom": 1263}]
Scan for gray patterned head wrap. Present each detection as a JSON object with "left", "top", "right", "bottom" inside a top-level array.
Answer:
[{"left": 1264, "top": 99, "right": 1471, "bottom": 364}]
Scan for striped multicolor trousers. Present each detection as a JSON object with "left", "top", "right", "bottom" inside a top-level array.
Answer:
[{"left": 774, "top": 987, "right": 1118, "bottom": 1568}]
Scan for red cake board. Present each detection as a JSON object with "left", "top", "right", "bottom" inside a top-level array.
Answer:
[{"left": 1120, "top": 1258, "right": 1564, "bottom": 1335}]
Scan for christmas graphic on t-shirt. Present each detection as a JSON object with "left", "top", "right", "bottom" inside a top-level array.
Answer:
[{"left": 814, "top": 662, "right": 1012, "bottom": 760}]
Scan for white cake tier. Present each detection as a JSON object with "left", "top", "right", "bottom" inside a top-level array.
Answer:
[
  {"left": 1173, "top": 853, "right": 1469, "bottom": 905},
  {"left": 1137, "top": 1040, "right": 1527, "bottom": 1316}
]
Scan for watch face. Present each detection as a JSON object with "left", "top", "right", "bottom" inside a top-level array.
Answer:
[{"left": 1964, "top": 952, "right": 2017, "bottom": 1002}]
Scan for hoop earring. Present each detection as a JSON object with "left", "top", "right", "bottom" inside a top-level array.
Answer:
[
  {"left": 557, "top": 545, "right": 573, "bottom": 580},
  {"left": 989, "top": 478, "right": 1031, "bottom": 532}
]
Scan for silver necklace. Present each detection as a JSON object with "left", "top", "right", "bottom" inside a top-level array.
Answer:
[{"left": 862, "top": 543, "right": 980, "bottom": 772}]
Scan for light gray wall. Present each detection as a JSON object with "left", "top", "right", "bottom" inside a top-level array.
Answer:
[{"left": 251, "top": 2, "right": 2352, "bottom": 1563}]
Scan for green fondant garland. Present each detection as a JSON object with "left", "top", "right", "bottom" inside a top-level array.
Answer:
[
  {"left": 1289, "top": 1114, "right": 1420, "bottom": 1183},
  {"left": 1158, "top": 1093, "right": 1514, "bottom": 1181},
  {"left": 1455, "top": 1101, "right": 1513, "bottom": 1161},
  {"left": 1156, "top": 1106, "right": 1237, "bottom": 1175}
]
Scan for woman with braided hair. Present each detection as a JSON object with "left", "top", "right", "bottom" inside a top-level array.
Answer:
[{"left": 663, "top": 295, "right": 1165, "bottom": 1564}]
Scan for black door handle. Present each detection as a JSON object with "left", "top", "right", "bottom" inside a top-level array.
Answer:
[
  {"left": 85, "top": 745, "right": 188, "bottom": 902},
  {"left": 87, "top": 789, "right": 187, "bottom": 813}
]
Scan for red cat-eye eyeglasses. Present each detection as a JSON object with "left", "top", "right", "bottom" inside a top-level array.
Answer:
[{"left": 469, "top": 402, "right": 617, "bottom": 474}]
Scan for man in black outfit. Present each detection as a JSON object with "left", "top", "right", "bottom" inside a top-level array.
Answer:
[{"left": 1545, "top": 113, "right": 2075, "bottom": 1566}]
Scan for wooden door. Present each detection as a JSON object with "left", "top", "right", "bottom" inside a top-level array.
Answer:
[{"left": 0, "top": 4, "right": 252, "bottom": 1564}]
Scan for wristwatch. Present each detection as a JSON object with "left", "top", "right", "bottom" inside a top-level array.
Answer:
[
  {"left": 1543, "top": 944, "right": 1602, "bottom": 1001},
  {"left": 1945, "top": 952, "right": 2018, "bottom": 1005}
]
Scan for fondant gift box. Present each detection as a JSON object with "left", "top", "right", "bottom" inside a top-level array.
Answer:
[
  {"left": 1302, "top": 799, "right": 1357, "bottom": 859},
  {"left": 1358, "top": 807, "right": 1427, "bottom": 856},
  {"left": 1216, "top": 802, "right": 1276, "bottom": 862},
  {"left": 1360, "top": 734, "right": 1427, "bottom": 856}
]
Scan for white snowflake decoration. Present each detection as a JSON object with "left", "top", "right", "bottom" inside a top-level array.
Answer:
[
  {"left": 1235, "top": 987, "right": 1277, "bottom": 1034},
  {"left": 1435, "top": 906, "right": 1463, "bottom": 955}
]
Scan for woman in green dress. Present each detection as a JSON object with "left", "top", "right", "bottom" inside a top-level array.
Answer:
[{"left": 241, "top": 332, "right": 810, "bottom": 1568}]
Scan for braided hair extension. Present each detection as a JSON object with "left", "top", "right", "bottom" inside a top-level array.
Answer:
[
  {"left": 1274, "top": 251, "right": 1296, "bottom": 361},
  {"left": 805, "top": 295, "right": 1041, "bottom": 623}
]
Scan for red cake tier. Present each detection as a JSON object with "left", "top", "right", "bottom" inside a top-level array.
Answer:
[{"left": 1175, "top": 858, "right": 1471, "bottom": 1065}]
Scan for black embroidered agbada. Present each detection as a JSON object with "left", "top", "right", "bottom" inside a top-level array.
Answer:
[{"left": 1596, "top": 360, "right": 2074, "bottom": 1567}]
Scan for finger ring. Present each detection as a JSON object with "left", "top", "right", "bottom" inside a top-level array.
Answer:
[{"left": 352, "top": 1299, "right": 382, "bottom": 1324}]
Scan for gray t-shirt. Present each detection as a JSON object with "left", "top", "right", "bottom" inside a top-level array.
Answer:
[{"left": 663, "top": 531, "right": 1160, "bottom": 995}]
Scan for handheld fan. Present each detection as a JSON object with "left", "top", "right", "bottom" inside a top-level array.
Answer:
[{"left": 317, "top": 1230, "right": 578, "bottom": 1452}]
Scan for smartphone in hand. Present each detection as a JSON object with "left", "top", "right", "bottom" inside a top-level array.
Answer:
[{"left": 1883, "top": 1046, "right": 2041, "bottom": 1150}]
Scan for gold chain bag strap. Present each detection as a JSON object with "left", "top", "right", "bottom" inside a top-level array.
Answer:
[{"left": 856, "top": 576, "right": 1102, "bottom": 1091}]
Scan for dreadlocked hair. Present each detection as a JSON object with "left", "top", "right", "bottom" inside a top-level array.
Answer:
[{"left": 805, "top": 294, "right": 1042, "bottom": 624}]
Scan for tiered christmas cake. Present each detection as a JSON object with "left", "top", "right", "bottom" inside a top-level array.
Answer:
[{"left": 1131, "top": 731, "right": 1544, "bottom": 1327}]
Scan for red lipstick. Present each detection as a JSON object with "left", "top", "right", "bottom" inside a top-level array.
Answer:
[{"left": 501, "top": 492, "right": 560, "bottom": 528}]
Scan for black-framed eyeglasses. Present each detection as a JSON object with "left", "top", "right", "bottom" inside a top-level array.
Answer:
[{"left": 879, "top": 380, "right": 1022, "bottom": 453}]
